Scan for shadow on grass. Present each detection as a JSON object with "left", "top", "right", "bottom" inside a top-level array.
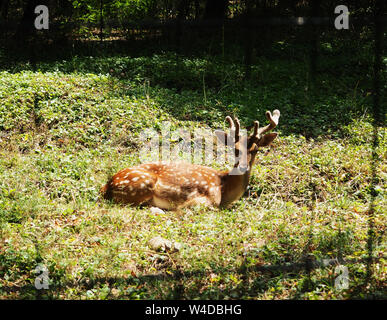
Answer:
[
  {"left": 0, "top": 31, "right": 380, "bottom": 139},
  {"left": 2, "top": 253, "right": 386, "bottom": 300},
  {"left": 0, "top": 12, "right": 384, "bottom": 300}
]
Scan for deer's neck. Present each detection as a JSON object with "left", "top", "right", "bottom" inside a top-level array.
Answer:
[
  {"left": 219, "top": 153, "right": 258, "bottom": 207},
  {"left": 219, "top": 168, "right": 252, "bottom": 207}
]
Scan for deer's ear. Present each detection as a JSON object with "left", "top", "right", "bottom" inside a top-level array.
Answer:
[
  {"left": 258, "top": 132, "right": 278, "bottom": 147},
  {"left": 214, "top": 130, "right": 228, "bottom": 145}
]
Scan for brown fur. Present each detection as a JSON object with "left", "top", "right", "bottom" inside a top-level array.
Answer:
[{"left": 101, "top": 111, "right": 280, "bottom": 210}]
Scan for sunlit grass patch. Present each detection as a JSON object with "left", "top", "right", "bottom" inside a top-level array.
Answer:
[{"left": 0, "top": 53, "right": 385, "bottom": 299}]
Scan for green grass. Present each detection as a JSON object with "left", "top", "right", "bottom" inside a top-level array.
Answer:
[{"left": 0, "top": 48, "right": 385, "bottom": 299}]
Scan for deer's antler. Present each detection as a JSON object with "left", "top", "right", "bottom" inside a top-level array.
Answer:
[
  {"left": 257, "top": 109, "right": 280, "bottom": 137},
  {"left": 225, "top": 116, "right": 240, "bottom": 142}
]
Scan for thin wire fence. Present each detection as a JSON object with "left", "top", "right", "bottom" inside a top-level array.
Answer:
[{"left": 0, "top": 4, "right": 384, "bottom": 294}]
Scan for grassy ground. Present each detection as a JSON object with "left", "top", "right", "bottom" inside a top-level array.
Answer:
[{"left": 0, "top": 42, "right": 385, "bottom": 299}]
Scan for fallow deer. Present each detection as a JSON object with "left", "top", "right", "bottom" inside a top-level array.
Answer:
[{"left": 100, "top": 110, "right": 280, "bottom": 209}]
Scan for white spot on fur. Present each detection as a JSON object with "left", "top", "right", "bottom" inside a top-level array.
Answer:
[{"left": 112, "top": 190, "right": 127, "bottom": 195}]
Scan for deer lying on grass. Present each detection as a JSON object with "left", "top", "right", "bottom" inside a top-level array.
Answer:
[{"left": 101, "top": 110, "right": 280, "bottom": 210}]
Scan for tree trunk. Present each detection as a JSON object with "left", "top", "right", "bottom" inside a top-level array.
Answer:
[
  {"left": 194, "top": 0, "right": 200, "bottom": 19},
  {"left": 308, "top": 0, "right": 321, "bottom": 89},
  {"left": 0, "top": 0, "right": 9, "bottom": 21},
  {"left": 14, "top": 0, "right": 42, "bottom": 41},
  {"left": 203, "top": 0, "right": 229, "bottom": 20}
]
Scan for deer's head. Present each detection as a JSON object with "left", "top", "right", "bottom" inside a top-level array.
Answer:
[{"left": 215, "top": 110, "right": 280, "bottom": 174}]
